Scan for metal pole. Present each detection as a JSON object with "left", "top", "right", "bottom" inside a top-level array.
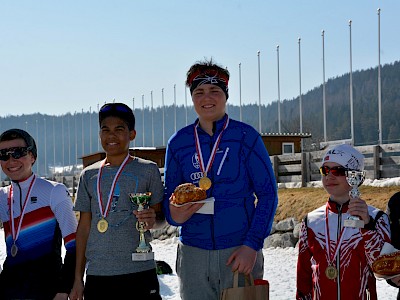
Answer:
[
  {"left": 185, "top": 84, "right": 188, "bottom": 126},
  {"left": 44, "top": 118, "right": 47, "bottom": 177},
  {"left": 349, "top": 20, "right": 354, "bottom": 145},
  {"left": 277, "top": 45, "right": 281, "bottom": 133},
  {"left": 322, "top": 30, "right": 327, "bottom": 142},
  {"left": 151, "top": 90, "right": 154, "bottom": 147},
  {"left": 53, "top": 116, "right": 56, "bottom": 175},
  {"left": 97, "top": 104, "right": 100, "bottom": 151},
  {"left": 257, "top": 51, "right": 262, "bottom": 133},
  {"left": 36, "top": 119, "right": 39, "bottom": 174},
  {"left": 61, "top": 115, "right": 64, "bottom": 175},
  {"left": 142, "top": 94, "right": 145, "bottom": 146},
  {"left": 174, "top": 84, "right": 176, "bottom": 133},
  {"left": 132, "top": 98, "right": 135, "bottom": 147},
  {"left": 81, "top": 109, "right": 84, "bottom": 157},
  {"left": 89, "top": 106, "right": 92, "bottom": 153},
  {"left": 239, "top": 63, "right": 242, "bottom": 122},
  {"left": 162, "top": 88, "right": 165, "bottom": 146},
  {"left": 74, "top": 111, "right": 78, "bottom": 167},
  {"left": 298, "top": 37, "right": 303, "bottom": 151},
  {"left": 378, "top": 8, "right": 382, "bottom": 145}
]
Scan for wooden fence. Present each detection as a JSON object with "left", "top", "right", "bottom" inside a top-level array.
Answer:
[{"left": 272, "top": 143, "right": 400, "bottom": 186}]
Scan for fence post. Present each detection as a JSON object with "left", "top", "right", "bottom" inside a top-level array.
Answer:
[
  {"left": 272, "top": 156, "right": 279, "bottom": 183},
  {"left": 301, "top": 152, "right": 308, "bottom": 187},
  {"left": 373, "top": 145, "right": 380, "bottom": 180}
]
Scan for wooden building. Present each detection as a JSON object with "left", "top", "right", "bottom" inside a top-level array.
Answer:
[
  {"left": 261, "top": 133, "right": 312, "bottom": 156},
  {"left": 81, "top": 134, "right": 311, "bottom": 168},
  {"left": 81, "top": 147, "right": 166, "bottom": 169}
]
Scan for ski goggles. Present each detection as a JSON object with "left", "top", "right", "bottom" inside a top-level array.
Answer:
[
  {"left": 0, "top": 146, "right": 32, "bottom": 161},
  {"left": 319, "top": 165, "right": 348, "bottom": 177}
]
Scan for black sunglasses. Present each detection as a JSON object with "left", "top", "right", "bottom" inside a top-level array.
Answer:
[
  {"left": 319, "top": 166, "right": 348, "bottom": 177},
  {"left": 0, "top": 147, "right": 32, "bottom": 161},
  {"left": 100, "top": 103, "right": 131, "bottom": 113}
]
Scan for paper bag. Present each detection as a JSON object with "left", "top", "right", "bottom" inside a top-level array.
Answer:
[{"left": 220, "top": 271, "right": 269, "bottom": 300}]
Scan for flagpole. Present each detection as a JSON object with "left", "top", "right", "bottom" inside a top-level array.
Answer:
[
  {"left": 81, "top": 109, "right": 84, "bottom": 156},
  {"left": 151, "top": 90, "right": 154, "bottom": 147},
  {"left": 132, "top": 98, "right": 135, "bottom": 147},
  {"left": 298, "top": 37, "right": 303, "bottom": 151},
  {"left": 277, "top": 45, "right": 281, "bottom": 133},
  {"left": 44, "top": 118, "right": 47, "bottom": 177},
  {"left": 377, "top": 8, "right": 382, "bottom": 145},
  {"left": 322, "top": 30, "right": 327, "bottom": 142},
  {"left": 185, "top": 84, "right": 188, "bottom": 126},
  {"left": 349, "top": 20, "right": 354, "bottom": 145},
  {"left": 257, "top": 50, "right": 262, "bottom": 133},
  {"left": 142, "top": 94, "right": 145, "bottom": 146},
  {"left": 36, "top": 119, "right": 39, "bottom": 174},
  {"left": 174, "top": 84, "right": 177, "bottom": 133},
  {"left": 239, "top": 62, "right": 242, "bottom": 122},
  {"left": 162, "top": 88, "right": 165, "bottom": 146},
  {"left": 97, "top": 104, "right": 100, "bottom": 151}
]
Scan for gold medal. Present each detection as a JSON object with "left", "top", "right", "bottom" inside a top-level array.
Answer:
[
  {"left": 97, "top": 218, "right": 109, "bottom": 233},
  {"left": 199, "top": 176, "right": 212, "bottom": 190},
  {"left": 325, "top": 265, "right": 338, "bottom": 280}
]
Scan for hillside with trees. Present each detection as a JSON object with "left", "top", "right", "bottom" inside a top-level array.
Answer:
[{"left": 0, "top": 60, "right": 399, "bottom": 177}]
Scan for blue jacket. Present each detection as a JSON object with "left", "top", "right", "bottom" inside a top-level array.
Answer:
[{"left": 163, "top": 115, "right": 278, "bottom": 251}]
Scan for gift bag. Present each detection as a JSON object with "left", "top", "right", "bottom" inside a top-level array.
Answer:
[{"left": 220, "top": 271, "right": 269, "bottom": 300}]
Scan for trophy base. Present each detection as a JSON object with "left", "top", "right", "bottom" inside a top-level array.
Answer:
[
  {"left": 344, "top": 218, "right": 364, "bottom": 228},
  {"left": 132, "top": 251, "right": 154, "bottom": 261}
]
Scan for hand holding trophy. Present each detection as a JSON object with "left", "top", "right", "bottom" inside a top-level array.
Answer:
[
  {"left": 343, "top": 170, "right": 366, "bottom": 228},
  {"left": 129, "top": 192, "right": 155, "bottom": 261}
]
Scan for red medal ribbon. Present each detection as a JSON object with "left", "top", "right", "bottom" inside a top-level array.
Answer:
[
  {"left": 324, "top": 204, "right": 347, "bottom": 266},
  {"left": 96, "top": 154, "right": 131, "bottom": 219},
  {"left": 8, "top": 175, "right": 37, "bottom": 243},
  {"left": 194, "top": 116, "right": 229, "bottom": 176}
]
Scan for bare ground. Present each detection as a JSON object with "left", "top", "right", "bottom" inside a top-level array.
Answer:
[{"left": 275, "top": 186, "right": 399, "bottom": 222}]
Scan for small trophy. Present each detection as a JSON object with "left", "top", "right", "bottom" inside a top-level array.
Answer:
[
  {"left": 344, "top": 170, "right": 366, "bottom": 228},
  {"left": 129, "top": 192, "right": 155, "bottom": 261}
]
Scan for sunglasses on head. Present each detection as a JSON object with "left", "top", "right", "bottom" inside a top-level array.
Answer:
[
  {"left": 0, "top": 147, "right": 32, "bottom": 161},
  {"left": 100, "top": 104, "right": 131, "bottom": 113},
  {"left": 319, "top": 165, "right": 348, "bottom": 177}
]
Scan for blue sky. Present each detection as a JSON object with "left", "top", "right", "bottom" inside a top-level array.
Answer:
[{"left": 0, "top": 0, "right": 399, "bottom": 117}]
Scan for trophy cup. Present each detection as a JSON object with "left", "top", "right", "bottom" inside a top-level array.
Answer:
[
  {"left": 129, "top": 192, "right": 155, "bottom": 261},
  {"left": 343, "top": 170, "right": 366, "bottom": 228}
]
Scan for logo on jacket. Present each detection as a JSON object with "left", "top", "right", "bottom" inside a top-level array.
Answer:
[{"left": 192, "top": 153, "right": 200, "bottom": 169}]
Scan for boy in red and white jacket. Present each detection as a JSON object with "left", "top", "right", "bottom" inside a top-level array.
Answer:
[{"left": 296, "top": 144, "right": 391, "bottom": 300}]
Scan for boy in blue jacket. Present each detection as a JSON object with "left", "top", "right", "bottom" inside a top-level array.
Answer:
[{"left": 163, "top": 58, "right": 278, "bottom": 300}]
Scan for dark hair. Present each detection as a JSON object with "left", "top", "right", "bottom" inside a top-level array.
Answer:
[
  {"left": 0, "top": 129, "right": 38, "bottom": 161},
  {"left": 99, "top": 102, "right": 135, "bottom": 130}
]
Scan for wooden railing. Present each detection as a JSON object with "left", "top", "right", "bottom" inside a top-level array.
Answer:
[{"left": 271, "top": 143, "right": 400, "bottom": 186}]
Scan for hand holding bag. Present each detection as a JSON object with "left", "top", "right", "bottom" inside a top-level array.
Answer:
[{"left": 220, "top": 271, "right": 269, "bottom": 300}]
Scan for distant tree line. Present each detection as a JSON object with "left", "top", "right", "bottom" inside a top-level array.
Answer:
[{"left": 0, "top": 61, "right": 399, "bottom": 177}]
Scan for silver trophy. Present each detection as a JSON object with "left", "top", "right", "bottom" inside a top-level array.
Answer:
[
  {"left": 343, "top": 170, "right": 366, "bottom": 228},
  {"left": 129, "top": 192, "right": 155, "bottom": 261}
]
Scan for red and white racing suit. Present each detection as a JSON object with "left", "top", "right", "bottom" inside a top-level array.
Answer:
[{"left": 296, "top": 198, "right": 391, "bottom": 300}]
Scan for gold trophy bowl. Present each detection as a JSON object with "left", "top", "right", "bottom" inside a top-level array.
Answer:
[{"left": 129, "top": 192, "right": 155, "bottom": 261}]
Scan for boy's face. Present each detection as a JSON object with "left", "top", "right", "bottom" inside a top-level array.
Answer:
[
  {"left": 99, "top": 116, "right": 136, "bottom": 157},
  {"left": 0, "top": 138, "right": 35, "bottom": 181},
  {"left": 192, "top": 84, "right": 226, "bottom": 122},
  {"left": 322, "top": 162, "right": 352, "bottom": 203}
]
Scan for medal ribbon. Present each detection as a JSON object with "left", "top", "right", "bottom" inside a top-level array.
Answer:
[
  {"left": 8, "top": 175, "right": 37, "bottom": 243},
  {"left": 194, "top": 116, "right": 229, "bottom": 176},
  {"left": 324, "top": 204, "right": 347, "bottom": 266},
  {"left": 96, "top": 154, "right": 130, "bottom": 219}
]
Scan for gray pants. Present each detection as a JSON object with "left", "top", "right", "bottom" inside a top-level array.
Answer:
[{"left": 176, "top": 242, "right": 264, "bottom": 300}]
